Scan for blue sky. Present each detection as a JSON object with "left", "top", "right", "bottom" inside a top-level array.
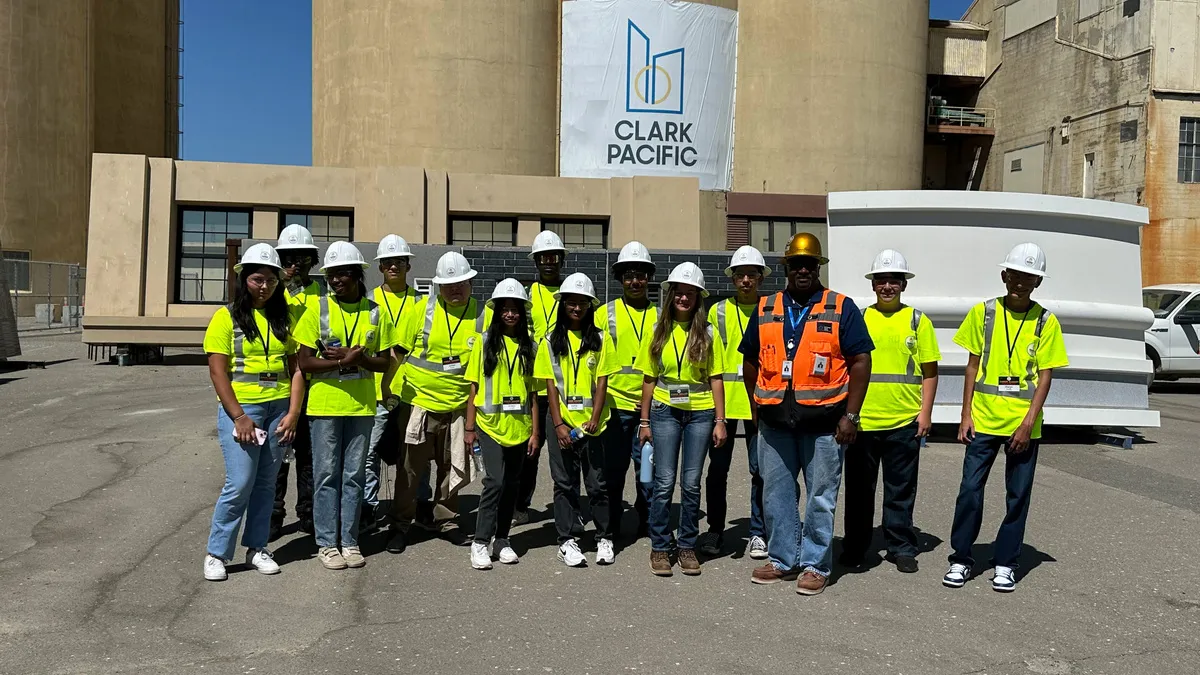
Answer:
[{"left": 180, "top": 0, "right": 973, "bottom": 166}]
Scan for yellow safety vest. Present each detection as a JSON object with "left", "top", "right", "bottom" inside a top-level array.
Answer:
[
  {"left": 597, "top": 299, "right": 657, "bottom": 412},
  {"left": 401, "top": 296, "right": 487, "bottom": 413}
]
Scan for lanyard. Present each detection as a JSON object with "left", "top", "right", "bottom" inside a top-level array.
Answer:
[
  {"left": 785, "top": 304, "right": 810, "bottom": 358},
  {"left": 734, "top": 302, "right": 749, "bottom": 337},
  {"left": 337, "top": 299, "right": 362, "bottom": 346},
  {"left": 443, "top": 298, "right": 470, "bottom": 351},
  {"left": 259, "top": 311, "right": 271, "bottom": 358},
  {"left": 501, "top": 339, "right": 519, "bottom": 388},
  {"left": 669, "top": 327, "right": 686, "bottom": 377},
  {"left": 622, "top": 301, "right": 649, "bottom": 343},
  {"left": 566, "top": 334, "right": 585, "bottom": 391},
  {"left": 1002, "top": 304, "right": 1031, "bottom": 376},
  {"left": 540, "top": 286, "right": 559, "bottom": 329},
  {"left": 380, "top": 287, "right": 409, "bottom": 327}
]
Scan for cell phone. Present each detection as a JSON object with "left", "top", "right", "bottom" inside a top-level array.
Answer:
[{"left": 232, "top": 428, "right": 269, "bottom": 446}]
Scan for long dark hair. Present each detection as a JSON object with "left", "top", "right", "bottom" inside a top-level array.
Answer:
[
  {"left": 550, "top": 297, "right": 602, "bottom": 357},
  {"left": 484, "top": 299, "right": 535, "bottom": 378},
  {"left": 650, "top": 282, "right": 712, "bottom": 366},
  {"left": 230, "top": 265, "right": 290, "bottom": 344}
]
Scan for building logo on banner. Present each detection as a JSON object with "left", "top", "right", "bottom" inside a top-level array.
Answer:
[
  {"left": 559, "top": 0, "right": 738, "bottom": 191},
  {"left": 626, "top": 21, "right": 683, "bottom": 115}
]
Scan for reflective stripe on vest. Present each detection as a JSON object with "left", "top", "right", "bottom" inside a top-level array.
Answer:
[
  {"left": 311, "top": 296, "right": 380, "bottom": 380},
  {"left": 716, "top": 300, "right": 745, "bottom": 383},
  {"left": 229, "top": 314, "right": 285, "bottom": 383},
  {"left": 407, "top": 297, "right": 485, "bottom": 373},
  {"left": 753, "top": 290, "right": 849, "bottom": 404},
  {"left": 974, "top": 299, "right": 1051, "bottom": 400},
  {"left": 478, "top": 370, "right": 531, "bottom": 415},
  {"left": 606, "top": 300, "right": 619, "bottom": 346},
  {"left": 654, "top": 324, "right": 716, "bottom": 394},
  {"left": 550, "top": 349, "right": 594, "bottom": 408},
  {"left": 867, "top": 308, "right": 924, "bottom": 385}
]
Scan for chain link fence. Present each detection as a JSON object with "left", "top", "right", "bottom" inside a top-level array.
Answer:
[{"left": 3, "top": 259, "right": 86, "bottom": 333}]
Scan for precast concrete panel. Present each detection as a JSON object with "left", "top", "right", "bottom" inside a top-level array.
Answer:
[
  {"left": 312, "top": 0, "right": 559, "bottom": 176},
  {"left": 731, "top": 0, "right": 928, "bottom": 194}
]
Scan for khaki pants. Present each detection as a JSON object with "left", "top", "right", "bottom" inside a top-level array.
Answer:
[{"left": 391, "top": 407, "right": 464, "bottom": 532}]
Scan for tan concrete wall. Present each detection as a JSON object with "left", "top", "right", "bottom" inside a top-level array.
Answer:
[
  {"left": 353, "top": 166, "right": 426, "bottom": 244},
  {"left": 1155, "top": 0, "right": 1200, "bottom": 92},
  {"left": 144, "top": 158, "right": 176, "bottom": 317},
  {"left": 175, "top": 161, "right": 356, "bottom": 208},
  {"left": 1001, "top": 143, "right": 1047, "bottom": 193},
  {"left": 1143, "top": 95, "right": 1200, "bottom": 285},
  {"left": 85, "top": 155, "right": 149, "bottom": 317},
  {"left": 91, "top": 0, "right": 177, "bottom": 158},
  {"left": 928, "top": 26, "right": 988, "bottom": 78},
  {"left": 252, "top": 209, "right": 279, "bottom": 240},
  {"left": 697, "top": 190, "right": 728, "bottom": 251},
  {"left": 732, "top": 0, "right": 928, "bottom": 194},
  {"left": 1004, "top": 0, "right": 1057, "bottom": 40},
  {"left": 313, "top": 0, "right": 558, "bottom": 176},
  {"left": 0, "top": 0, "right": 92, "bottom": 265},
  {"left": 448, "top": 174, "right": 611, "bottom": 219}
]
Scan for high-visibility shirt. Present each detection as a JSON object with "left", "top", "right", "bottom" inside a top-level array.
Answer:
[
  {"left": 953, "top": 298, "right": 1069, "bottom": 440},
  {"left": 634, "top": 321, "right": 725, "bottom": 412},
  {"left": 372, "top": 285, "right": 422, "bottom": 402},
  {"left": 860, "top": 305, "right": 941, "bottom": 432},
  {"left": 203, "top": 306, "right": 297, "bottom": 404},
  {"left": 294, "top": 295, "right": 397, "bottom": 417},
  {"left": 465, "top": 335, "right": 538, "bottom": 447},
  {"left": 399, "top": 295, "right": 488, "bottom": 413},
  {"left": 534, "top": 330, "right": 620, "bottom": 435},
  {"left": 595, "top": 299, "right": 658, "bottom": 411},
  {"left": 753, "top": 290, "right": 851, "bottom": 407},
  {"left": 708, "top": 299, "right": 755, "bottom": 420},
  {"left": 284, "top": 277, "right": 327, "bottom": 324},
  {"left": 528, "top": 282, "right": 560, "bottom": 344}
]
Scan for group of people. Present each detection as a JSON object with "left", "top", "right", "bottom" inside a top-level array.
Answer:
[{"left": 202, "top": 224, "right": 1068, "bottom": 596}]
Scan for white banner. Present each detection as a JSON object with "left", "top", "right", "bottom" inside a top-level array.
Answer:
[{"left": 559, "top": 0, "right": 738, "bottom": 190}]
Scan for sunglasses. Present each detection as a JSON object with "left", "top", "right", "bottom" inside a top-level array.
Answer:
[
  {"left": 787, "top": 257, "right": 821, "bottom": 272},
  {"left": 621, "top": 270, "right": 650, "bottom": 282}
]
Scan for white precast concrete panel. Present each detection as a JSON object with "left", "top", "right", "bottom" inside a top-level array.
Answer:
[{"left": 826, "top": 190, "right": 1159, "bottom": 428}]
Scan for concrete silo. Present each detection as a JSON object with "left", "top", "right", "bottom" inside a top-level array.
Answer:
[
  {"left": 313, "top": 0, "right": 560, "bottom": 175},
  {"left": 732, "top": 0, "right": 929, "bottom": 194}
]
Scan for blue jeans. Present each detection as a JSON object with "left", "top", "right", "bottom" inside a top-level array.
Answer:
[
  {"left": 758, "top": 421, "right": 845, "bottom": 576},
  {"left": 949, "top": 433, "right": 1040, "bottom": 569},
  {"left": 649, "top": 402, "right": 714, "bottom": 552},
  {"left": 310, "top": 415, "right": 373, "bottom": 548},
  {"left": 207, "top": 400, "right": 288, "bottom": 561},
  {"left": 704, "top": 419, "right": 763, "bottom": 538},
  {"left": 604, "top": 408, "right": 652, "bottom": 532}
]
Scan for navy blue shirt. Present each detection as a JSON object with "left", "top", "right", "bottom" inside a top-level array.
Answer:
[{"left": 738, "top": 285, "right": 874, "bottom": 431}]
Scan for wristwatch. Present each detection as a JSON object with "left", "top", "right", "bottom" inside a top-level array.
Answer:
[{"left": 844, "top": 411, "right": 861, "bottom": 426}]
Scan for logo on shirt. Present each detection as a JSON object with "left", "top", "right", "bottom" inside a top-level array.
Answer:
[
  {"left": 366, "top": 329, "right": 375, "bottom": 343},
  {"left": 467, "top": 336, "right": 477, "bottom": 348},
  {"left": 587, "top": 356, "right": 597, "bottom": 369},
  {"left": 905, "top": 335, "right": 916, "bottom": 350},
  {"left": 1027, "top": 342, "right": 1037, "bottom": 357}
]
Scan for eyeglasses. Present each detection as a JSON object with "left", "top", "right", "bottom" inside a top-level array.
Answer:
[
  {"left": 280, "top": 255, "right": 313, "bottom": 267},
  {"left": 536, "top": 253, "right": 563, "bottom": 265},
  {"left": 324, "top": 268, "right": 356, "bottom": 279},
  {"left": 621, "top": 270, "right": 649, "bottom": 282},
  {"left": 787, "top": 257, "right": 820, "bottom": 272},
  {"left": 379, "top": 258, "right": 409, "bottom": 269}
]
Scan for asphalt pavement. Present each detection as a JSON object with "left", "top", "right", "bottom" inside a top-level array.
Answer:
[{"left": 1, "top": 333, "right": 1197, "bottom": 674}]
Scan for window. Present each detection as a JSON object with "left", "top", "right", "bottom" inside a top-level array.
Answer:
[
  {"left": 177, "top": 208, "right": 251, "bottom": 304},
  {"left": 1180, "top": 118, "right": 1200, "bottom": 183},
  {"left": 2, "top": 250, "right": 31, "bottom": 292},
  {"left": 280, "top": 211, "right": 353, "bottom": 243},
  {"left": 542, "top": 221, "right": 608, "bottom": 249},
  {"left": 1083, "top": 152, "right": 1095, "bottom": 199},
  {"left": 1120, "top": 120, "right": 1138, "bottom": 143},
  {"left": 1011, "top": 158, "right": 1023, "bottom": 172},
  {"left": 450, "top": 219, "right": 516, "bottom": 246},
  {"left": 1143, "top": 289, "right": 1188, "bottom": 318},
  {"left": 748, "top": 220, "right": 824, "bottom": 255}
]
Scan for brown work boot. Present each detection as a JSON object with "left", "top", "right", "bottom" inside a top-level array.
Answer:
[
  {"left": 796, "top": 570, "right": 828, "bottom": 595},
  {"left": 678, "top": 548, "right": 702, "bottom": 576},
  {"left": 650, "top": 550, "right": 673, "bottom": 577},
  {"left": 751, "top": 562, "right": 799, "bottom": 585}
]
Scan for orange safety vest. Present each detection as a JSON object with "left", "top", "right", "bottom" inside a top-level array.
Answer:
[{"left": 753, "top": 290, "right": 850, "bottom": 406}]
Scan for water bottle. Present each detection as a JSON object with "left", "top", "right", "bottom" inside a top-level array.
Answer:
[
  {"left": 471, "top": 440, "right": 484, "bottom": 475},
  {"left": 639, "top": 442, "right": 654, "bottom": 484},
  {"left": 568, "top": 427, "right": 585, "bottom": 444},
  {"left": 283, "top": 444, "right": 295, "bottom": 464}
]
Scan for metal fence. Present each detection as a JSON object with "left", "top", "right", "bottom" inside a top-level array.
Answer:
[{"left": 3, "top": 259, "right": 86, "bottom": 333}]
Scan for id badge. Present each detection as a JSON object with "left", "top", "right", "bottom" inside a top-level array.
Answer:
[
  {"left": 998, "top": 376, "right": 1021, "bottom": 394},
  {"left": 441, "top": 356, "right": 462, "bottom": 372},
  {"left": 566, "top": 395, "right": 585, "bottom": 411},
  {"left": 338, "top": 365, "right": 359, "bottom": 378},
  {"left": 781, "top": 360, "right": 793, "bottom": 381},
  {"left": 812, "top": 354, "right": 828, "bottom": 377},
  {"left": 502, "top": 395, "right": 523, "bottom": 412},
  {"left": 258, "top": 372, "right": 279, "bottom": 388},
  {"left": 668, "top": 385, "right": 690, "bottom": 405}
]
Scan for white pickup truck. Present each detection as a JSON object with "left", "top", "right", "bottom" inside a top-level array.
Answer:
[{"left": 1143, "top": 284, "right": 1200, "bottom": 380}]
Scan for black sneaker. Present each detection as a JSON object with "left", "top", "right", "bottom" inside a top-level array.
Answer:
[
  {"left": 360, "top": 504, "right": 377, "bottom": 532},
  {"left": 697, "top": 532, "right": 723, "bottom": 556},
  {"left": 268, "top": 518, "right": 284, "bottom": 542},
  {"left": 299, "top": 517, "right": 315, "bottom": 535},
  {"left": 385, "top": 529, "right": 407, "bottom": 554},
  {"left": 888, "top": 553, "right": 919, "bottom": 574}
]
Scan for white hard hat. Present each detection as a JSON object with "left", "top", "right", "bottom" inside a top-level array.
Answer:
[
  {"left": 234, "top": 243, "right": 282, "bottom": 273},
  {"left": 529, "top": 230, "right": 567, "bottom": 259},
  {"left": 553, "top": 272, "right": 601, "bottom": 306},
  {"left": 276, "top": 223, "right": 319, "bottom": 251},
  {"left": 662, "top": 262, "right": 709, "bottom": 297},
  {"left": 432, "top": 251, "right": 477, "bottom": 285},
  {"left": 375, "top": 234, "right": 413, "bottom": 260},
  {"left": 999, "top": 242, "right": 1048, "bottom": 278},
  {"left": 614, "top": 241, "right": 654, "bottom": 268},
  {"left": 865, "top": 249, "right": 915, "bottom": 279},
  {"left": 487, "top": 277, "right": 532, "bottom": 309},
  {"left": 319, "top": 241, "right": 370, "bottom": 271},
  {"left": 724, "top": 245, "right": 770, "bottom": 277}
]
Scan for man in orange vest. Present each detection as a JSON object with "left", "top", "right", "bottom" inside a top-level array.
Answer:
[{"left": 740, "top": 233, "right": 874, "bottom": 595}]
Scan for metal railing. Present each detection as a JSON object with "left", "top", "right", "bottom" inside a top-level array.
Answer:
[
  {"left": 4, "top": 260, "right": 86, "bottom": 333},
  {"left": 927, "top": 104, "right": 996, "bottom": 129}
]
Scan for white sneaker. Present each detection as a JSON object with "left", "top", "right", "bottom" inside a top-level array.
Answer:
[
  {"left": 245, "top": 548, "right": 280, "bottom": 575},
  {"left": 494, "top": 539, "right": 519, "bottom": 564},
  {"left": 318, "top": 546, "right": 348, "bottom": 570},
  {"left": 943, "top": 563, "right": 970, "bottom": 588},
  {"left": 471, "top": 542, "right": 493, "bottom": 570},
  {"left": 748, "top": 536, "right": 768, "bottom": 560},
  {"left": 992, "top": 566, "right": 1017, "bottom": 593},
  {"left": 595, "top": 538, "right": 615, "bottom": 565},
  {"left": 203, "top": 554, "right": 227, "bottom": 581},
  {"left": 557, "top": 540, "right": 586, "bottom": 567}
]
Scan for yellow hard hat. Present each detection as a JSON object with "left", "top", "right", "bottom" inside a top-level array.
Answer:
[{"left": 783, "top": 232, "right": 828, "bottom": 265}]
